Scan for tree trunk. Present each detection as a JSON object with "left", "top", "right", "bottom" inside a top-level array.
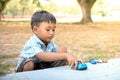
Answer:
[
  {"left": 21, "top": 7, "right": 25, "bottom": 18},
  {"left": 0, "top": 0, "right": 10, "bottom": 21},
  {"left": 0, "top": 12, "right": 1, "bottom": 21},
  {"left": 77, "top": 0, "right": 96, "bottom": 24}
]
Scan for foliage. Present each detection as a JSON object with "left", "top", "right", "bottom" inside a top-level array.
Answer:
[
  {"left": 32, "top": 0, "right": 42, "bottom": 8},
  {"left": 4, "top": 0, "right": 21, "bottom": 17},
  {"left": 1, "top": 0, "right": 120, "bottom": 22},
  {"left": 42, "top": 0, "right": 58, "bottom": 12},
  {"left": 19, "top": 0, "right": 30, "bottom": 17},
  {"left": 92, "top": 0, "right": 107, "bottom": 16},
  {"left": 85, "top": 0, "right": 96, "bottom": 3},
  {"left": 0, "top": 0, "right": 10, "bottom": 20},
  {"left": 3, "top": 0, "right": 58, "bottom": 17},
  {"left": 32, "top": 0, "right": 58, "bottom": 12},
  {"left": 2, "top": 0, "right": 110, "bottom": 16},
  {"left": 0, "top": 0, "right": 10, "bottom": 12},
  {"left": 3, "top": 0, "right": 36, "bottom": 17}
]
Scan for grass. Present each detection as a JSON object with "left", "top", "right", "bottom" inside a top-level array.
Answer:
[
  {"left": 0, "top": 63, "right": 15, "bottom": 76},
  {"left": 0, "top": 54, "right": 18, "bottom": 58},
  {"left": 0, "top": 54, "right": 18, "bottom": 76},
  {"left": 0, "top": 21, "right": 120, "bottom": 76}
]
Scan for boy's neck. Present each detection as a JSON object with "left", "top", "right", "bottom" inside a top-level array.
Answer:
[
  {"left": 35, "top": 34, "right": 48, "bottom": 47},
  {"left": 42, "top": 40, "right": 48, "bottom": 47}
]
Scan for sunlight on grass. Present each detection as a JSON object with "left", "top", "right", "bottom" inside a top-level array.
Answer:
[{"left": 72, "top": 44, "right": 114, "bottom": 61}]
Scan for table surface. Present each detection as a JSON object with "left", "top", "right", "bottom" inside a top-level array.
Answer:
[{"left": 0, "top": 58, "right": 120, "bottom": 80}]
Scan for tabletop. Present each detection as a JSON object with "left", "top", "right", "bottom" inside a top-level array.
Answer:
[{"left": 0, "top": 58, "right": 120, "bottom": 80}]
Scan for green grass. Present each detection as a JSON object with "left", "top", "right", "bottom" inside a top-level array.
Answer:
[
  {"left": 73, "top": 44, "right": 115, "bottom": 61},
  {"left": 0, "top": 54, "right": 18, "bottom": 58},
  {"left": 0, "top": 63, "right": 15, "bottom": 76},
  {"left": 110, "top": 45, "right": 120, "bottom": 52},
  {"left": 0, "top": 54, "right": 18, "bottom": 76}
]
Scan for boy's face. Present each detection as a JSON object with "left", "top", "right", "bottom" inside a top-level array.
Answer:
[{"left": 33, "top": 22, "right": 56, "bottom": 44}]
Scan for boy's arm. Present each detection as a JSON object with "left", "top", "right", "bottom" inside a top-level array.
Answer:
[
  {"left": 35, "top": 46, "right": 68, "bottom": 62},
  {"left": 35, "top": 52, "right": 67, "bottom": 61},
  {"left": 35, "top": 52, "right": 78, "bottom": 69}
]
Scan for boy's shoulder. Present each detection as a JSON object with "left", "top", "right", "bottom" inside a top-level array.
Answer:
[
  {"left": 24, "top": 34, "right": 56, "bottom": 46},
  {"left": 27, "top": 34, "right": 41, "bottom": 43},
  {"left": 23, "top": 34, "right": 38, "bottom": 46}
]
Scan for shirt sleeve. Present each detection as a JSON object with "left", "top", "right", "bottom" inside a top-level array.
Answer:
[{"left": 20, "top": 45, "right": 43, "bottom": 58}]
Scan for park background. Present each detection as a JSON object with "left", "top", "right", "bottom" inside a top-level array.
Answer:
[{"left": 0, "top": 0, "right": 120, "bottom": 76}]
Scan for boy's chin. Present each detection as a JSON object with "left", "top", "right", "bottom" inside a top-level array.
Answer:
[
  {"left": 44, "top": 40, "right": 51, "bottom": 43},
  {"left": 47, "top": 40, "right": 51, "bottom": 43},
  {"left": 43, "top": 38, "right": 52, "bottom": 43}
]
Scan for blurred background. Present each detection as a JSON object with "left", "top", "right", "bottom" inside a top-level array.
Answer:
[
  {"left": 0, "top": 0, "right": 120, "bottom": 76},
  {"left": 0, "top": 0, "right": 120, "bottom": 22}
]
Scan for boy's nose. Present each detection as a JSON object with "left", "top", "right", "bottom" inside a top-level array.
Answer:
[{"left": 50, "top": 30, "right": 54, "bottom": 35}]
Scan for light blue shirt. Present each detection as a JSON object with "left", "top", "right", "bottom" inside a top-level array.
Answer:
[{"left": 16, "top": 34, "right": 58, "bottom": 69}]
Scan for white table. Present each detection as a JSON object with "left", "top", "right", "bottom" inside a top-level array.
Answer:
[{"left": 0, "top": 58, "right": 120, "bottom": 80}]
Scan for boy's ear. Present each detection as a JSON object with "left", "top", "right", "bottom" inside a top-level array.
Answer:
[{"left": 33, "top": 26, "right": 38, "bottom": 34}]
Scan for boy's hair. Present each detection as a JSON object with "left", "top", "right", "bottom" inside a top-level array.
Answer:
[{"left": 31, "top": 10, "right": 56, "bottom": 30}]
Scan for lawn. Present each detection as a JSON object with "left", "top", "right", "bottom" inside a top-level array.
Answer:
[{"left": 0, "top": 21, "right": 120, "bottom": 76}]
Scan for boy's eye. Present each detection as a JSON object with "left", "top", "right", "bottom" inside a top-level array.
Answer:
[
  {"left": 46, "top": 28, "right": 50, "bottom": 31},
  {"left": 52, "top": 29, "right": 55, "bottom": 32}
]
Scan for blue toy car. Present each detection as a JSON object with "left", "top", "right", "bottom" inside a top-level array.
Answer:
[
  {"left": 89, "top": 59, "right": 97, "bottom": 64},
  {"left": 77, "top": 61, "right": 87, "bottom": 70}
]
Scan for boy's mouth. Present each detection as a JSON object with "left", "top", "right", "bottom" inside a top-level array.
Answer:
[{"left": 48, "top": 36, "right": 54, "bottom": 39}]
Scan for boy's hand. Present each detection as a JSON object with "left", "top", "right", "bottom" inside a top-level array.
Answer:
[{"left": 66, "top": 53, "right": 78, "bottom": 69}]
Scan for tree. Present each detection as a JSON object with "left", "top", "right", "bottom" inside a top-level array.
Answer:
[
  {"left": 32, "top": 0, "right": 42, "bottom": 9},
  {"left": 4, "top": 0, "right": 36, "bottom": 18},
  {"left": 19, "top": 0, "right": 30, "bottom": 18},
  {"left": 33, "top": 0, "right": 96, "bottom": 23},
  {"left": 0, "top": 0, "right": 10, "bottom": 21},
  {"left": 77, "top": 0, "right": 96, "bottom": 24},
  {"left": 32, "top": 0, "right": 57, "bottom": 12},
  {"left": 5, "top": 0, "right": 21, "bottom": 18}
]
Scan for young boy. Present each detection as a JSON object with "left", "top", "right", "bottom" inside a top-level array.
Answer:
[{"left": 16, "top": 10, "right": 79, "bottom": 72}]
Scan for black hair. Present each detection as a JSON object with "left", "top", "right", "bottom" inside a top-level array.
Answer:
[{"left": 31, "top": 10, "right": 56, "bottom": 30}]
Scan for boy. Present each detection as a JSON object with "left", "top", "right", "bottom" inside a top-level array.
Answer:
[{"left": 16, "top": 10, "right": 79, "bottom": 72}]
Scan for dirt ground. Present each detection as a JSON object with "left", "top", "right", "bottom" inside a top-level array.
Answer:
[{"left": 0, "top": 21, "right": 120, "bottom": 75}]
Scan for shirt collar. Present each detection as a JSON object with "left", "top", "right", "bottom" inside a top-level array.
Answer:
[{"left": 33, "top": 34, "right": 51, "bottom": 46}]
